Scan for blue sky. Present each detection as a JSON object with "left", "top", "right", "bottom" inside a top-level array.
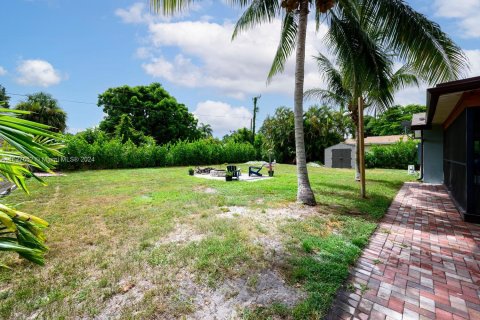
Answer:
[{"left": 1, "top": 0, "right": 479, "bottom": 137}]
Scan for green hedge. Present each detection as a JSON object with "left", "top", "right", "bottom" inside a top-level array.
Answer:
[
  {"left": 365, "top": 140, "right": 418, "bottom": 169},
  {"left": 57, "top": 136, "right": 256, "bottom": 170}
]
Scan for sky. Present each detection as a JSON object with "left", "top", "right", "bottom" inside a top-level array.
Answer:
[{"left": 1, "top": 0, "right": 479, "bottom": 137}]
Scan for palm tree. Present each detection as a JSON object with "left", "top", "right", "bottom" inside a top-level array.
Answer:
[
  {"left": 15, "top": 92, "right": 67, "bottom": 133},
  {"left": 305, "top": 53, "right": 419, "bottom": 181},
  {"left": 0, "top": 108, "right": 62, "bottom": 267},
  {"left": 198, "top": 123, "right": 213, "bottom": 138},
  {"left": 150, "top": 0, "right": 467, "bottom": 205}
]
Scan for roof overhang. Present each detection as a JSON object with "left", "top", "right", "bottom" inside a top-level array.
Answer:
[{"left": 425, "top": 76, "right": 480, "bottom": 127}]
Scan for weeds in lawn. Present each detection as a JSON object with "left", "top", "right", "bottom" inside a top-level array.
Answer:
[{"left": 0, "top": 165, "right": 412, "bottom": 319}]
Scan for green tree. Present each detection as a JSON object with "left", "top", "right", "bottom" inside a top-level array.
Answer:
[
  {"left": 0, "top": 109, "right": 62, "bottom": 267},
  {"left": 114, "top": 114, "right": 154, "bottom": 145},
  {"left": 76, "top": 127, "right": 109, "bottom": 144},
  {"left": 151, "top": 0, "right": 466, "bottom": 205},
  {"left": 0, "top": 85, "right": 10, "bottom": 108},
  {"left": 304, "top": 105, "right": 353, "bottom": 163},
  {"left": 363, "top": 115, "right": 375, "bottom": 137},
  {"left": 366, "top": 104, "right": 426, "bottom": 136},
  {"left": 98, "top": 83, "right": 200, "bottom": 144},
  {"left": 260, "top": 107, "right": 295, "bottom": 163},
  {"left": 223, "top": 128, "right": 253, "bottom": 144},
  {"left": 198, "top": 123, "right": 213, "bottom": 138},
  {"left": 15, "top": 92, "right": 67, "bottom": 133},
  {"left": 305, "top": 53, "right": 419, "bottom": 180},
  {"left": 260, "top": 105, "right": 351, "bottom": 163},
  {"left": 306, "top": 0, "right": 466, "bottom": 186}
]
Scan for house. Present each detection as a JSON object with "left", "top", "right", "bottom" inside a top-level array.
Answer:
[
  {"left": 324, "top": 135, "right": 409, "bottom": 168},
  {"left": 412, "top": 76, "right": 480, "bottom": 222}
]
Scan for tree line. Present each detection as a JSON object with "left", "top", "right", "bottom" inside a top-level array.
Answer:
[{"left": 1, "top": 81, "right": 426, "bottom": 166}]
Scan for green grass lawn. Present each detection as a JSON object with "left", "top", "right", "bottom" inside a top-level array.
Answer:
[{"left": 0, "top": 164, "right": 414, "bottom": 319}]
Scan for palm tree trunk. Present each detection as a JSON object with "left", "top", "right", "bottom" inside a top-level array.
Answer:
[
  {"left": 294, "top": 0, "right": 316, "bottom": 206},
  {"left": 355, "top": 126, "right": 361, "bottom": 180},
  {"left": 358, "top": 96, "right": 366, "bottom": 198},
  {"left": 350, "top": 108, "right": 360, "bottom": 180}
]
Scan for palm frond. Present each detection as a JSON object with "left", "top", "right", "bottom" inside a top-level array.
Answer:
[
  {"left": 328, "top": 7, "right": 394, "bottom": 109},
  {"left": 150, "top": 0, "right": 197, "bottom": 15},
  {"left": 232, "top": 0, "right": 280, "bottom": 39},
  {"left": 361, "top": 0, "right": 468, "bottom": 83},
  {"left": 390, "top": 64, "right": 420, "bottom": 91},
  {"left": 304, "top": 88, "right": 349, "bottom": 108},
  {"left": 267, "top": 11, "right": 298, "bottom": 81},
  {"left": 313, "top": 53, "right": 349, "bottom": 98},
  {"left": 0, "top": 108, "right": 61, "bottom": 266}
]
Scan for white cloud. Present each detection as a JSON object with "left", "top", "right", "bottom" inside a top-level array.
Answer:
[
  {"left": 16, "top": 59, "right": 63, "bottom": 87},
  {"left": 465, "top": 49, "right": 480, "bottom": 76},
  {"left": 115, "top": 2, "right": 209, "bottom": 25},
  {"left": 137, "top": 18, "right": 328, "bottom": 98},
  {"left": 116, "top": 3, "right": 328, "bottom": 99},
  {"left": 393, "top": 85, "right": 427, "bottom": 107},
  {"left": 0, "top": 66, "right": 6, "bottom": 76},
  {"left": 135, "top": 47, "right": 154, "bottom": 59},
  {"left": 434, "top": 0, "right": 480, "bottom": 38},
  {"left": 193, "top": 100, "right": 252, "bottom": 136},
  {"left": 115, "top": 2, "right": 149, "bottom": 24}
]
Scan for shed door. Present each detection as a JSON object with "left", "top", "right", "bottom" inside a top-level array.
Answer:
[{"left": 332, "top": 149, "right": 351, "bottom": 168}]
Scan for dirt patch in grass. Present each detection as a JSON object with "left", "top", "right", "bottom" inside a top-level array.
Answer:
[
  {"left": 193, "top": 186, "right": 218, "bottom": 194},
  {"left": 176, "top": 269, "right": 305, "bottom": 320},
  {"left": 253, "top": 235, "right": 286, "bottom": 266},
  {"left": 97, "top": 279, "right": 154, "bottom": 320},
  {"left": 156, "top": 224, "right": 207, "bottom": 246},
  {"left": 218, "top": 204, "right": 318, "bottom": 221},
  {"left": 1, "top": 166, "right": 412, "bottom": 319}
]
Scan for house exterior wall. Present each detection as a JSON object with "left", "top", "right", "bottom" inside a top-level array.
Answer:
[
  {"left": 324, "top": 143, "right": 355, "bottom": 168},
  {"left": 423, "top": 125, "right": 444, "bottom": 184}
]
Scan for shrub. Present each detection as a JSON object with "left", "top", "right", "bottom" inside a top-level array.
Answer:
[
  {"left": 365, "top": 140, "right": 418, "bottom": 169},
  {"left": 58, "top": 134, "right": 256, "bottom": 170}
]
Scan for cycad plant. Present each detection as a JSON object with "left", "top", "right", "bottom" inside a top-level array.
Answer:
[
  {"left": 150, "top": 0, "right": 467, "bottom": 205},
  {"left": 0, "top": 108, "right": 62, "bottom": 268}
]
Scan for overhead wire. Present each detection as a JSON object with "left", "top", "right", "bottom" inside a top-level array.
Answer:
[{"left": 6, "top": 92, "right": 252, "bottom": 119}]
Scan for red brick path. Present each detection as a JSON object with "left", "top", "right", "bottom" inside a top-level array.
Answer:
[{"left": 327, "top": 182, "right": 480, "bottom": 320}]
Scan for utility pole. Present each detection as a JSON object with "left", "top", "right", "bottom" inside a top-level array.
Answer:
[
  {"left": 358, "top": 96, "right": 366, "bottom": 198},
  {"left": 252, "top": 95, "right": 261, "bottom": 144}
]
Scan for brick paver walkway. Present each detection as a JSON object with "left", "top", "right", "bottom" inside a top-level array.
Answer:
[{"left": 328, "top": 182, "right": 480, "bottom": 320}]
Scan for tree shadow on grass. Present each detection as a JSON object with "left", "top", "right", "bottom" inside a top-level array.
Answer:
[{"left": 311, "top": 181, "right": 401, "bottom": 220}]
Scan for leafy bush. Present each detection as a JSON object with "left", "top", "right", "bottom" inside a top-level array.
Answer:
[
  {"left": 365, "top": 140, "right": 418, "bottom": 169},
  {"left": 58, "top": 134, "right": 255, "bottom": 170}
]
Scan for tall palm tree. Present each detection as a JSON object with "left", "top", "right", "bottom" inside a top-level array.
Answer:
[
  {"left": 15, "top": 92, "right": 67, "bottom": 133},
  {"left": 305, "top": 53, "right": 419, "bottom": 180},
  {"left": 150, "top": 0, "right": 467, "bottom": 205}
]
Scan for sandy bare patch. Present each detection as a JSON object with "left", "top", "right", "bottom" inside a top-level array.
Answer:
[
  {"left": 218, "top": 204, "right": 318, "bottom": 222},
  {"left": 156, "top": 224, "right": 206, "bottom": 246},
  {"left": 253, "top": 236, "right": 287, "bottom": 266},
  {"left": 255, "top": 198, "right": 265, "bottom": 204},
  {"left": 95, "top": 279, "right": 154, "bottom": 320},
  {"left": 176, "top": 269, "right": 305, "bottom": 320},
  {"left": 194, "top": 186, "right": 218, "bottom": 194}
]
